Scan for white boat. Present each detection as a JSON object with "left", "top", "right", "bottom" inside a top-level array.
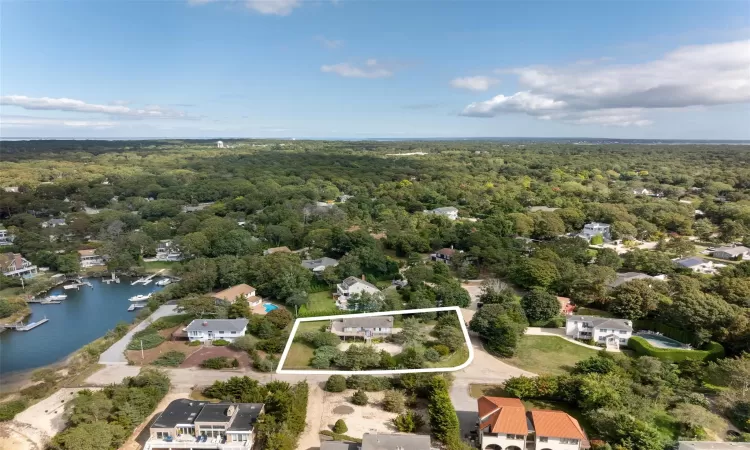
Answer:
[
  {"left": 155, "top": 278, "right": 171, "bottom": 286},
  {"left": 47, "top": 294, "right": 67, "bottom": 301},
  {"left": 129, "top": 293, "right": 152, "bottom": 302},
  {"left": 128, "top": 303, "right": 147, "bottom": 311}
]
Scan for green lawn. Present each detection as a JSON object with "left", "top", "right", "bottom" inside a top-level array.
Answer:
[
  {"left": 503, "top": 336, "right": 600, "bottom": 375},
  {"left": 428, "top": 346, "right": 470, "bottom": 368},
  {"left": 143, "top": 261, "right": 179, "bottom": 272},
  {"left": 283, "top": 342, "right": 315, "bottom": 369},
  {"left": 575, "top": 307, "right": 616, "bottom": 318},
  {"left": 296, "top": 321, "right": 327, "bottom": 334},
  {"left": 304, "top": 291, "right": 337, "bottom": 312}
]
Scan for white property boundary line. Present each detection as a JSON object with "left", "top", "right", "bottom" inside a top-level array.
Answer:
[{"left": 276, "top": 306, "right": 474, "bottom": 375}]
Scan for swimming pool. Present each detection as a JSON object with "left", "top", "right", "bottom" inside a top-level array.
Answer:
[
  {"left": 635, "top": 332, "right": 686, "bottom": 349},
  {"left": 263, "top": 303, "right": 278, "bottom": 313}
]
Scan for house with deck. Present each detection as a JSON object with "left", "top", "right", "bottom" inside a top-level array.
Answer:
[
  {"left": 156, "top": 239, "right": 183, "bottom": 261},
  {"left": 477, "top": 396, "right": 589, "bottom": 450},
  {"left": 424, "top": 206, "right": 459, "bottom": 220},
  {"left": 578, "top": 222, "right": 611, "bottom": 242},
  {"left": 330, "top": 316, "right": 394, "bottom": 339},
  {"left": 712, "top": 245, "right": 750, "bottom": 261},
  {"left": 335, "top": 276, "right": 381, "bottom": 310},
  {"left": 0, "top": 253, "right": 38, "bottom": 278},
  {"left": 185, "top": 319, "right": 249, "bottom": 343},
  {"left": 674, "top": 257, "right": 724, "bottom": 275},
  {"left": 78, "top": 249, "right": 105, "bottom": 268},
  {"left": 0, "top": 225, "right": 14, "bottom": 246},
  {"left": 212, "top": 284, "right": 261, "bottom": 307},
  {"left": 145, "top": 398, "right": 264, "bottom": 450},
  {"left": 565, "top": 315, "right": 632, "bottom": 350}
]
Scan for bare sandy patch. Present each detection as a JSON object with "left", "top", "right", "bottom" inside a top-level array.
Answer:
[
  {"left": 336, "top": 342, "right": 403, "bottom": 355},
  {"left": 320, "top": 390, "right": 401, "bottom": 437}
]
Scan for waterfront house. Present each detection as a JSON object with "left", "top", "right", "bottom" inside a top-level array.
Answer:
[
  {"left": 301, "top": 257, "right": 339, "bottom": 273},
  {"left": 145, "top": 398, "right": 264, "bottom": 450},
  {"left": 565, "top": 315, "right": 632, "bottom": 350},
  {"left": 320, "top": 442, "right": 360, "bottom": 450},
  {"left": 156, "top": 239, "right": 183, "bottom": 261},
  {"left": 335, "top": 276, "right": 381, "bottom": 310},
  {"left": 712, "top": 245, "right": 750, "bottom": 261},
  {"left": 674, "top": 257, "right": 724, "bottom": 275},
  {"left": 263, "top": 246, "right": 292, "bottom": 256},
  {"left": 0, "top": 225, "right": 14, "bottom": 246},
  {"left": 329, "top": 316, "right": 394, "bottom": 338},
  {"left": 185, "top": 319, "right": 249, "bottom": 343},
  {"left": 41, "top": 218, "right": 66, "bottom": 228},
  {"left": 578, "top": 222, "right": 612, "bottom": 242},
  {"left": 0, "top": 252, "right": 38, "bottom": 278},
  {"left": 424, "top": 206, "right": 459, "bottom": 220},
  {"left": 78, "top": 249, "right": 104, "bottom": 268},
  {"left": 212, "top": 284, "right": 261, "bottom": 307}
]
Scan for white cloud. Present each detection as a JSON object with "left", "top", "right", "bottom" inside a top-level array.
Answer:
[
  {"left": 450, "top": 76, "right": 499, "bottom": 92},
  {"left": 188, "top": 0, "right": 300, "bottom": 16},
  {"left": 0, "top": 95, "right": 190, "bottom": 119},
  {"left": 0, "top": 115, "right": 116, "bottom": 129},
  {"left": 315, "top": 35, "right": 343, "bottom": 49},
  {"left": 463, "top": 40, "right": 750, "bottom": 126},
  {"left": 321, "top": 59, "right": 393, "bottom": 78}
]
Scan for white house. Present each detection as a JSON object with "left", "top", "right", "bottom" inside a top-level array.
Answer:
[
  {"left": 565, "top": 315, "right": 632, "bottom": 350},
  {"left": 712, "top": 245, "right": 750, "bottom": 261},
  {"left": 336, "top": 276, "right": 381, "bottom": 310},
  {"left": 0, "top": 252, "right": 38, "bottom": 278},
  {"left": 477, "top": 396, "right": 589, "bottom": 450},
  {"left": 217, "top": 140, "right": 225, "bottom": 148},
  {"left": 77, "top": 249, "right": 105, "bottom": 268},
  {"left": 329, "top": 316, "right": 394, "bottom": 338},
  {"left": 156, "top": 239, "right": 183, "bottom": 261},
  {"left": 578, "top": 222, "right": 611, "bottom": 242},
  {"left": 674, "top": 257, "right": 725, "bottom": 275},
  {"left": 424, "top": 206, "right": 459, "bottom": 221},
  {"left": 185, "top": 319, "right": 249, "bottom": 343},
  {"left": 0, "top": 225, "right": 13, "bottom": 246}
]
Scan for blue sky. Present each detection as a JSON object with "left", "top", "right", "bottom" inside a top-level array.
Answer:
[{"left": 1, "top": 0, "right": 748, "bottom": 139}]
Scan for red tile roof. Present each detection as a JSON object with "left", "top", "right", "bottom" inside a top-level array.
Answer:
[
  {"left": 437, "top": 248, "right": 456, "bottom": 256},
  {"left": 530, "top": 410, "right": 586, "bottom": 440},
  {"left": 477, "top": 396, "right": 527, "bottom": 435}
]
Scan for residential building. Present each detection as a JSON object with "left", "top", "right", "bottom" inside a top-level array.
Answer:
[
  {"left": 263, "top": 246, "right": 292, "bottom": 256},
  {"left": 424, "top": 206, "right": 459, "bottom": 220},
  {"left": 431, "top": 247, "right": 459, "bottom": 262},
  {"left": 41, "top": 218, "right": 66, "bottom": 228},
  {"left": 330, "top": 316, "right": 394, "bottom": 338},
  {"left": 712, "top": 245, "right": 750, "bottom": 261},
  {"left": 678, "top": 442, "right": 750, "bottom": 450},
  {"left": 361, "top": 433, "right": 431, "bottom": 450},
  {"left": 528, "top": 206, "right": 559, "bottom": 213},
  {"left": 578, "top": 222, "right": 611, "bottom": 242},
  {"left": 185, "top": 319, "right": 249, "bottom": 343},
  {"left": 156, "top": 239, "right": 183, "bottom": 261},
  {"left": 320, "top": 442, "right": 359, "bottom": 450},
  {"left": 0, "top": 225, "right": 13, "bottom": 246},
  {"left": 78, "top": 249, "right": 104, "bottom": 268},
  {"left": 0, "top": 253, "right": 38, "bottom": 278},
  {"left": 217, "top": 140, "right": 225, "bottom": 148},
  {"left": 338, "top": 194, "right": 354, "bottom": 203},
  {"left": 335, "top": 276, "right": 381, "bottom": 310},
  {"left": 3, "top": 186, "right": 19, "bottom": 193},
  {"left": 477, "top": 396, "right": 590, "bottom": 450},
  {"left": 530, "top": 410, "right": 588, "bottom": 450},
  {"left": 632, "top": 188, "right": 654, "bottom": 196},
  {"left": 301, "top": 257, "right": 339, "bottom": 273},
  {"left": 565, "top": 315, "right": 633, "bottom": 350},
  {"left": 212, "top": 284, "right": 261, "bottom": 307},
  {"left": 477, "top": 396, "right": 528, "bottom": 450},
  {"left": 674, "top": 257, "right": 724, "bottom": 275},
  {"left": 608, "top": 271, "right": 655, "bottom": 288},
  {"left": 145, "top": 398, "right": 263, "bottom": 450}
]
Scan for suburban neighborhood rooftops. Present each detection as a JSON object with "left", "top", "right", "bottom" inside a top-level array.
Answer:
[
  {"left": 185, "top": 318, "right": 249, "bottom": 333},
  {"left": 361, "top": 433, "right": 431, "bottom": 450},
  {"left": 714, "top": 245, "right": 750, "bottom": 256},
  {"left": 530, "top": 410, "right": 586, "bottom": 440},
  {"left": 0, "top": 253, "right": 24, "bottom": 268},
  {"left": 339, "top": 316, "right": 394, "bottom": 329},
  {"left": 212, "top": 284, "right": 256, "bottom": 302},
  {"left": 301, "top": 257, "right": 339, "bottom": 270},
  {"left": 152, "top": 399, "right": 207, "bottom": 428},
  {"left": 340, "top": 276, "right": 378, "bottom": 290},
  {"left": 567, "top": 315, "right": 633, "bottom": 331},
  {"left": 478, "top": 396, "right": 527, "bottom": 435},
  {"left": 609, "top": 271, "right": 654, "bottom": 287},
  {"left": 675, "top": 257, "right": 708, "bottom": 268}
]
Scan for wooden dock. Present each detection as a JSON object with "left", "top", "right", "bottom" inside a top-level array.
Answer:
[
  {"left": 2, "top": 317, "right": 49, "bottom": 331},
  {"left": 131, "top": 269, "right": 164, "bottom": 285}
]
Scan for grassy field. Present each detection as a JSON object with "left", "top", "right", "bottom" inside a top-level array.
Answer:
[
  {"left": 283, "top": 342, "right": 315, "bottom": 369},
  {"left": 143, "top": 261, "right": 179, "bottom": 272},
  {"left": 503, "top": 336, "right": 599, "bottom": 375},
  {"left": 575, "top": 307, "right": 616, "bottom": 317},
  {"left": 296, "top": 321, "right": 327, "bottom": 333},
  {"left": 304, "top": 291, "right": 337, "bottom": 312},
  {"left": 428, "top": 346, "right": 470, "bottom": 368}
]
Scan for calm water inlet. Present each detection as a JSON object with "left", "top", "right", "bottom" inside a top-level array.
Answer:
[{"left": 0, "top": 277, "right": 162, "bottom": 374}]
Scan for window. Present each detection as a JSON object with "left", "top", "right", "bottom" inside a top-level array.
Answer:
[
  {"left": 619, "top": 330, "right": 627, "bottom": 334},
  {"left": 506, "top": 433, "right": 524, "bottom": 439},
  {"left": 560, "top": 438, "right": 579, "bottom": 444},
  {"left": 156, "top": 431, "right": 170, "bottom": 439},
  {"left": 231, "top": 331, "right": 236, "bottom": 334},
  {"left": 539, "top": 437, "right": 548, "bottom": 442},
  {"left": 600, "top": 328, "right": 607, "bottom": 333}
]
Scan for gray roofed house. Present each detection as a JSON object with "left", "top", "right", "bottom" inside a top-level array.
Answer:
[
  {"left": 301, "top": 257, "right": 339, "bottom": 272},
  {"left": 674, "top": 256, "right": 723, "bottom": 274},
  {"left": 152, "top": 399, "right": 206, "bottom": 428},
  {"left": 321, "top": 442, "right": 360, "bottom": 450},
  {"left": 185, "top": 318, "right": 249, "bottom": 343},
  {"left": 330, "top": 316, "right": 394, "bottom": 337},
  {"left": 712, "top": 245, "right": 750, "bottom": 260},
  {"left": 336, "top": 276, "right": 381, "bottom": 310},
  {"left": 608, "top": 272, "right": 654, "bottom": 288},
  {"left": 424, "top": 206, "right": 459, "bottom": 220},
  {"left": 41, "top": 218, "right": 66, "bottom": 228},
  {"left": 361, "top": 433, "right": 431, "bottom": 450},
  {"left": 675, "top": 257, "right": 708, "bottom": 268}
]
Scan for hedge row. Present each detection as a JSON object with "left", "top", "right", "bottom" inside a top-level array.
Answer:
[
  {"left": 297, "top": 307, "right": 352, "bottom": 318},
  {"left": 628, "top": 336, "right": 724, "bottom": 362}
]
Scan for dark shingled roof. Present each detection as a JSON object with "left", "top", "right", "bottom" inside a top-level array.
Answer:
[{"left": 152, "top": 399, "right": 207, "bottom": 428}]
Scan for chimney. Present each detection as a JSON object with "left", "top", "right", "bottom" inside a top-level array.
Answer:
[
  {"left": 450, "top": 244, "right": 454, "bottom": 250},
  {"left": 361, "top": 274, "right": 366, "bottom": 281}
]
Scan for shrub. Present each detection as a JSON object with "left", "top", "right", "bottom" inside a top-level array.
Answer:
[
  {"left": 425, "top": 348, "right": 441, "bottom": 362},
  {"left": 200, "top": 356, "right": 234, "bottom": 369},
  {"left": 300, "top": 331, "right": 341, "bottom": 348},
  {"left": 188, "top": 340, "right": 201, "bottom": 346},
  {"left": 392, "top": 410, "right": 425, "bottom": 432},
  {"left": 0, "top": 400, "right": 27, "bottom": 421},
  {"left": 346, "top": 375, "right": 391, "bottom": 391},
  {"left": 212, "top": 339, "right": 229, "bottom": 346},
  {"left": 351, "top": 389, "right": 368, "bottom": 406},
  {"left": 253, "top": 354, "right": 277, "bottom": 372},
  {"left": 382, "top": 390, "right": 406, "bottom": 413},
  {"left": 152, "top": 351, "right": 186, "bottom": 367},
  {"left": 127, "top": 331, "right": 165, "bottom": 350},
  {"left": 332, "top": 419, "right": 348, "bottom": 434},
  {"left": 325, "top": 375, "right": 347, "bottom": 392},
  {"left": 229, "top": 335, "right": 256, "bottom": 352},
  {"left": 504, "top": 376, "right": 537, "bottom": 398},
  {"left": 379, "top": 351, "right": 397, "bottom": 369},
  {"left": 20, "top": 382, "right": 55, "bottom": 400},
  {"left": 573, "top": 356, "right": 618, "bottom": 375},
  {"left": 433, "top": 344, "right": 450, "bottom": 356},
  {"left": 150, "top": 314, "right": 192, "bottom": 330},
  {"left": 729, "top": 401, "right": 750, "bottom": 432},
  {"left": 628, "top": 336, "right": 724, "bottom": 362},
  {"left": 256, "top": 336, "right": 287, "bottom": 353},
  {"left": 266, "top": 308, "right": 293, "bottom": 329},
  {"left": 311, "top": 346, "right": 340, "bottom": 369}
]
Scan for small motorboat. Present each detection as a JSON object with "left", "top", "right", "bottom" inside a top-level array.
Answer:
[
  {"left": 129, "top": 293, "right": 152, "bottom": 302},
  {"left": 128, "top": 303, "right": 147, "bottom": 311},
  {"left": 155, "top": 278, "right": 171, "bottom": 286},
  {"left": 47, "top": 294, "right": 67, "bottom": 301}
]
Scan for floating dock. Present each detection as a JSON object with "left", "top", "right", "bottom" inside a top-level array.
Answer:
[
  {"left": 63, "top": 281, "right": 93, "bottom": 290},
  {"left": 2, "top": 317, "right": 49, "bottom": 331}
]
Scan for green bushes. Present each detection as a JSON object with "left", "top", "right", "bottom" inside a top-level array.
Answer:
[
  {"left": 351, "top": 389, "right": 368, "bottom": 406},
  {"left": 0, "top": 400, "right": 27, "bottom": 421},
  {"left": 333, "top": 419, "right": 348, "bottom": 434},
  {"left": 433, "top": 344, "right": 451, "bottom": 356},
  {"left": 325, "top": 375, "right": 347, "bottom": 392},
  {"left": 229, "top": 335, "right": 256, "bottom": 352},
  {"left": 392, "top": 410, "right": 425, "bottom": 432},
  {"left": 319, "top": 430, "right": 362, "bottom": 443},
  {"left": 200, "top": 356, "right": 238, "bottom": 369},
  {"left": 150, "top": 314, "right": 192, "bottom": 330},
  {"left": 382, "top": 390, "right": 406, "bottom": 413},
  {"left": 152, "top": 351, "right": 186, "bottom": 367},
  {"left": 212, "top": 339, "right": 229, "bottom": 346},
  {"left": 346, "top": 375, "right": 392, "bottom": 391},
  {"left": 628, "top": 336, "right": 724, "bottom": 362},
  {"left": 127, "top": 331, "right": 165, "bottom": 350},
  {"left": 188, "top": 340, "right": 201, "bottom": 346}
]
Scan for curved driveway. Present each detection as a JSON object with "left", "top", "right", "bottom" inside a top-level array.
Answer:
[{"left": 98, "top": 305, "right": 178, "bottom": 364}]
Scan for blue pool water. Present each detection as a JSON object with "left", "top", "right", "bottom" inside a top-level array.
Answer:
[
  {"left": 635, "top": 332, "right": 686, "bottom": 349},
  {"left": 263, "top": 303, "right": 278, "bottom": 313}
]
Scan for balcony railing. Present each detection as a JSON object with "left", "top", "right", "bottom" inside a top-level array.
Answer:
[{"left": 145, "top": 437, "right": 250, "bottom": 450}]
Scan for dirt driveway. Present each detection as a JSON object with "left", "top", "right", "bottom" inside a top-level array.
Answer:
[{"left": 179, "top": 346, "right": 251, "bottom": 369}]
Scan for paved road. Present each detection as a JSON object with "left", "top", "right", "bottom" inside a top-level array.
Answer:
[{"left": 98, "top": 305, "right": 178, "bottom": 364}]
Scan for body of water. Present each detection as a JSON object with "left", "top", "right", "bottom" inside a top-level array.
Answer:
[{"left": 0, "top": 277, "right": 162, "bottom": 374}]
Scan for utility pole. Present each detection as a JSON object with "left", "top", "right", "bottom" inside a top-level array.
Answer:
[{"left": 141, "top": 339, "right": 144, "bottom": 360}]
